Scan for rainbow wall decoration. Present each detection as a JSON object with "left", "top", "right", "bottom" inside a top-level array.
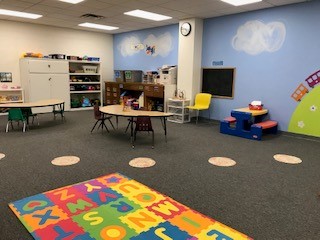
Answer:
[{"left": 9, "top": 173, "right": 252, "bottom": 239}]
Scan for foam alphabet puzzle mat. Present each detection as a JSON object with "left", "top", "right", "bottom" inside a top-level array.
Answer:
[{"left": 9, "top": 173, "right": 252, "bottom": 239}]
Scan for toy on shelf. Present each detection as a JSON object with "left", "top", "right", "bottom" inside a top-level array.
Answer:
[
  {"left": 21, "top": 52, "right": 43, "bottom": 58},
  {"left": 82, "top": 97, "right": 91, "bottom": 107},
  {"left": 172, "top": 89, "right": 186, "bottom": 100},
  {"left": 0, "top": 84, "right": 8, "bottom": 89}
]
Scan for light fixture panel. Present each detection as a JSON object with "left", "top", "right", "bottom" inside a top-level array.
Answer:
[
  {"left": 59, "top": 0, "right": 85, "bottom": 4},
  {"left": 0, "top": 9, "right": 42, "bottom": 19},
  {"left": 124, "top": 9, "right": 172, "bottom": 21},
  {"left": 220, "top": 0, "right": 262, "bottom": 6},
  {"left": 78, "top": 22, "right": 119, "bottom": 31}
]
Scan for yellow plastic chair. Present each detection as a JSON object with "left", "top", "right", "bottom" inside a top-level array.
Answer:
[{"left": 187, "top": 93, "right": 212, "bottom": 124}]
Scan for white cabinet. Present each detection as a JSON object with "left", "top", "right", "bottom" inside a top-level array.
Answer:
[
  {"left": 20, "top": 58, "right": 70, "bottom": 113},
  {"left": 167, "top": 98, "right": 190, "bottom": 123},
  {"left": 28, "top": 60, "right": 68, "bottom": 73},
  {"left": 68, "top": 60, "right": 102, "bottom": 110}
]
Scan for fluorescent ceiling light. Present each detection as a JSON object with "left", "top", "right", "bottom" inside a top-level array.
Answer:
[
  {"left": 78, "top": 22, "right": 119, "bottom": 31},
  {"left": 124, "top": 9, "right": 172, "bottom": 21},
  {"left": 59, "top": 0, "right": 85, "bottom": 4},
  {"left": 220, "top": 0, "right": 262, "bottom": 6},
  {"left": 0, "top": 9, "right": 42, "bottom": 19}
]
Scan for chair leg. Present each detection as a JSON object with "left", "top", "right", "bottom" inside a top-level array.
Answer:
[
  {"left": 23, "top": 121, "right": 26, "bottom": 132},
  {"left": 196, "top": 110, "right": 199, "bottom": 124},
  {"left": 91, "top": 120, "right": 99, "bottom": 133},
  {"left": 101, "top": 120, "right": 109, "bottom": 133},
  {"left": 125, "top": 120, "right": 131, "bottom": 133},
  {"left": 152, "top": 131, "right": 154, "bottom": 149},
  {"left": 6, "top": 121, "right": 10, "bottom": 132},
  {"left": 108, "top": 118, "right": 115, "bottom": 130}
]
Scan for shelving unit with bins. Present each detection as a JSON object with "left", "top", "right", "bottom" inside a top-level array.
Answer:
[
  {"left": 69, "top": 60, "right": 102, "bottom": 110},
  {"left": 167, "top": 98, "right": 190, "bottom": 123},
  {"left": 105, "top": 82, "right": 120, "bottom": 105},
  {"left": 104, "top": 82, "right": 176, "bottom": 112},
  {"left": 0, "top": 89, "right": 24, "bottom": 103}
]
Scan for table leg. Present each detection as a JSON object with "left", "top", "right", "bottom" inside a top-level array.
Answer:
[
  {"left": 61, "top": 103, "right": 65, "bottom": 119},
  {"left": 163, "top": 117, "right": 167, "bottom": 143},
  {"left": 116, "top": 116, "right": 119, "bottom": 129},
  {"left": 53, "top": 103, "right": 65, "bottom": 120},
  {"left": 130, "top": 116, "right": 134, "bottom": 148}
]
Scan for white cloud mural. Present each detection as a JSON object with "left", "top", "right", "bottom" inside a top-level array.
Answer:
[
  {"left": 118, "top": 32, "right": 173, "bottom": 57},
  {"left": 118, "top": 36, "right": 142, "bottom": 57},
  {"left": 232, "top": 20, "right": 286, "bottom": 55},
  {"left": 143, "top": 32, "right": 173, "bottom": 57}
]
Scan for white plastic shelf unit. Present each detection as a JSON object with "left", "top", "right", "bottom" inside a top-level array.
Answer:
[
  {"left": 68, "top": 60, "right": 102, "bottom": 110},
  {"left": 0, "top": 89, "right": 24, "bottom": 103},
  {"left": 167, "top": 98, "right": 190, "bottom": 123}
]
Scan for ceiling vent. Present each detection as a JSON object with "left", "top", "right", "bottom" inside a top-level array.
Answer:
[{"left": 80, "top": 13, "right": 105, "bottom": 20}]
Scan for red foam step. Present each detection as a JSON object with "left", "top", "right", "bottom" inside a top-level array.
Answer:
[
  {"left": 253, "top": 120, "right": 278, "bottom": 129},
  {"left": 224, "top": 116, "right": 237, "bottom": 123}
]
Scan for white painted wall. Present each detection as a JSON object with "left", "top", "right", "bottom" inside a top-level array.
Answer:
[
  {"left": 177, "top": 18, "right": 203, "bottom": 104},
  {"left": 0, "top": 20, "right": 114, "bottom": 87}
]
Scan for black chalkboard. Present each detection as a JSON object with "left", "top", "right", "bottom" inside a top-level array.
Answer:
[{"left": 202, "top": 68, "right": 235, "bottom": 98}]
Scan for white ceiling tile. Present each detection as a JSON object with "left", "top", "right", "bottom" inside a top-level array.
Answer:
[
  {"left": 241, "top": 1, "right": 274, "bottom": 11},
  {"left": 78, "top": 0, "right": 113, "bottom": 9},
  {"left": 0, "top": 0, "right": 34, "bottom": 8},
  {"left": 0, "top": 0, "right": 309, "bottom": 34}
]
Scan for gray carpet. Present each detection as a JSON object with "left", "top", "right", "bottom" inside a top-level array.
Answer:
[{"left": 0, "top": 110, "right": 319, "bottom": 239}]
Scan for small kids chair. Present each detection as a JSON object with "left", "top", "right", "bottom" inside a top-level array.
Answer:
[{"left": 187, "top": 93, "right": 212, "bottom": 124}]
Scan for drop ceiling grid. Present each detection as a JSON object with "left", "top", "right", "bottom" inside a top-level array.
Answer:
[{"left": 0, "top": 0, "right": 310, "bottom": 34}]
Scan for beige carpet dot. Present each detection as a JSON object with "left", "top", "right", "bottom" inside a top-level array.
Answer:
[
  {"left": 208, "top": 157, "right": 236, "bottom": 167},
  {"left": 274, "top": 154, "right": 302, "bottom": 164},
  {"left": 129, "top": 157, "right": 156, "bottom": 168},
  {"left": 51, "top": 156, "right": 80, "bottom": 166},
  {"left": 0, "top": 153, "right": 5, "bottom": 160}
]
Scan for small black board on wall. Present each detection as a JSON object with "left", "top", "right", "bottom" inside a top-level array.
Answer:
[{"left": 202, "top": 68, "right": 235, "bottom": 99}]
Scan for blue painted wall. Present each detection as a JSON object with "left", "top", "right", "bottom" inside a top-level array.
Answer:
[
  {"left": 113, "top": 1, "right": 319, "bottom": 133},
  {"left": 202, "top": 1, "right": 320, "bottom": 131},
  {"left": 113, "top": 24, "right": 178, "bottom": 72}
]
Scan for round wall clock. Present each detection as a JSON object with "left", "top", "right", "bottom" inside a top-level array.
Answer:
[{"left": 180, "top": 22, "right": 191, "bottom": 36}]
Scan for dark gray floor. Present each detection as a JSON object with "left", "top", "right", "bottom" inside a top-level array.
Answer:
[{"left": 0, "top": 110, "right": 319, "bottom": 239}]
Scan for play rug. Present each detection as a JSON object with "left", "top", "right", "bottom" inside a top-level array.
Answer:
[{"left": 9, "top": 173, "right": 252, "bottom": 239}]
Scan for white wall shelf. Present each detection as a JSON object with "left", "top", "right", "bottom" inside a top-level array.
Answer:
[
  {"left": 69, "top": 73, "right": 100, "bottom": 76},
  {"left": 0, "top": 88, "right": 24, "bottom": 108},
  {"left": 70, "top": 82, "right": 100, "bottom": 84},
  {"left": 70, "top": 91, "right": 101, "bottom": 94}
]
